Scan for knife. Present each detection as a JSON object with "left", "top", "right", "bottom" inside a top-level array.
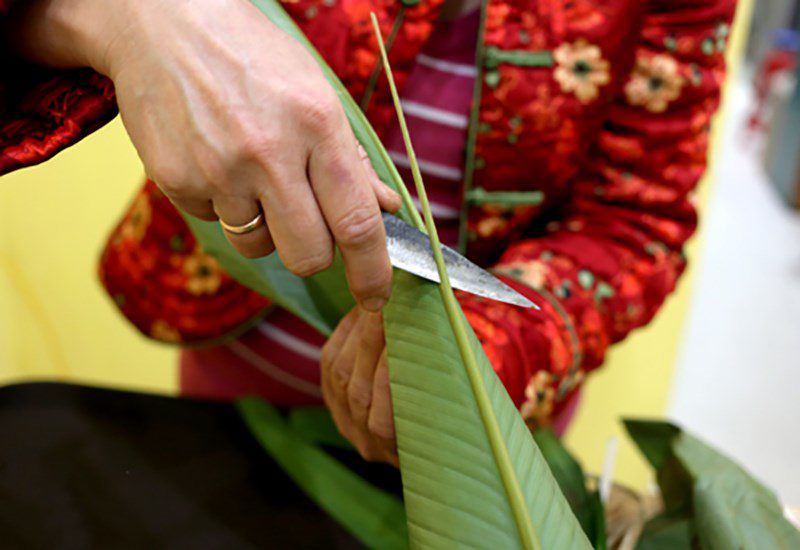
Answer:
[{"left": 383, "top": 213, "right": 539, "bottom": 309}]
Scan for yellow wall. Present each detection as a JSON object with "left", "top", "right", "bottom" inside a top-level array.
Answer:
[
  {"left": 0, "top": 120, "right": 177, "bottom": 395},
  {"left": 0, "top": 0, "right": 752, "bottom": 489}
]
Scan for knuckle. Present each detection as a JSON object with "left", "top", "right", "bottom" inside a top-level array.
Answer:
[
  {"left": 148, "top": 163, "right": 186, "bottom": 196},
  {"left": 192, "top": 151, "right": 230, "bottom": 189},
  {"left": 226, "top": 114, "right": 278, "bottom": 163},
  {"left": 331, "top": 362, "right": 351, "bottom": 386},
  {"left": 283, "top": 247, "right": 334, "bottom": 277},
  {"left": 347, "top": 379, "right": 372, "bottom": 411},
  {"left": 333, "top": 207, "right": 382, "bottom": 248},
  {"left": 352, "top": 264, "right": 392, "bottom": 301},
  {"left": 320, "top": 343, "right": 335, "bottom": 369},
  {"left": 368, "top": 415, "right": 394, "bottom": 441},
  {"left": 296, "top": 91, "right": 340, "bottom": 131},
  {"left": 358, "top": 445, "right": 379, "bottom": 463},
  {"left": 236, "top": 128, "right": 278, "bottom": 164}
]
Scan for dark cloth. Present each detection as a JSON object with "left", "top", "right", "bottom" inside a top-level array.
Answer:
[{"left": 0, "top": 382, "right": 401, "bottom": 549}]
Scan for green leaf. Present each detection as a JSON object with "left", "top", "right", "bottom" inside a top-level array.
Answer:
[
  {"left": 635, "top": 515, "right": 693, "bottom": 550},
  {"left": 384, "top": 272, "right": 590, "bottom": 548},
  {"left": 533, "top": 428, "right": 595, "bottom": 539},
  {"left": 373, "top": 16, "right": 589, "bottom": 549},
  {"left": 287, "top": 407, "right": 353, "bottom": 449},
  {"left": 238, "top": 398, "right": 408, "bottom": 548},
  {"left": 587, "top": 491, "right": 607, "bottom": 550},
  {"left": 625, "top": 420, "right": 800, "bottom": 549}
]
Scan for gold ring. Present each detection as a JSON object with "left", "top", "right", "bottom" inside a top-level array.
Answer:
[{"left": 220, "top": 213, "right": 265, "bottom": 235}]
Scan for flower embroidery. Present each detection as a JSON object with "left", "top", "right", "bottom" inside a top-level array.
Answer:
[
  {"left": 151, "top": 320, "right": 181, "bottom": 343},
  {"left": 520, "top": 371, "right": 556, "bottom": 425},
  {"left": 553, "top": 39, "right": 610, "bottom": 103},
  {"left": 625, "top": 54, "right": 684, "bottom": 113},
  {"left": 183, "top": 248, "right": 223, "bottom": 295},
  {"left": 476, "top": 216, "right": 507, "bottom": 237},
  {"left": 121, "top": 193, "right": 152, "bottom": 242},
  {"left": 498, "top": 260, "right": 549, "bottom": 289}
]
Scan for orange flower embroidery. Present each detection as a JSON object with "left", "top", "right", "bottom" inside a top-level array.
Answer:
[
  {"left": 553, "top": 39, "right": 610, "bottom": 103},
  {"left": 121, "top": 193, "right": 152, "bottom": 242},
  {"left": 151, "top": 320, "right": 181, "bottom": 343},
  {"left": 498, "top": 260, "right": 549, "bottom": 289},
  {"left": 183, "top": 248, "right": 223, "bottom": 295},
  {"left": 520, "top": 371, "right": 556, "bottom": 425},
  {"left": 476, "top": 216, "right": 507, "bottom": 238},
  {"left": 625, "top": 54, "right": 684, "bottom": 113}
]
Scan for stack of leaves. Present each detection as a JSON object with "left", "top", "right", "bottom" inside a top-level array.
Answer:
[
  {"left": 624, "top": 421, "right": 800, "bottom": 549},
  {"left": 532, "top": 422, "right": 800, "bottom": 549}
]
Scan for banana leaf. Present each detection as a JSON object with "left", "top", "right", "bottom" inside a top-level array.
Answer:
[
  {"left": 287, "top": 406, "right": 353, "bottom": 449},
  {"left": 625, "top": 420, "right": 800, "bottom": 549},
  {"left": 533, "top": 428, "right": 598, "bottom": 542},
  {"left": 238, "top": 398, "right": 408, "bottom": 548},
  {"left": 185, "top": 0, "right": 591, "bottom": 547}
]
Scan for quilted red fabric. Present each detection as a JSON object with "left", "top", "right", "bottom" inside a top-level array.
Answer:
[
  {"left": 1, "top": 0, "right": 737, "bottom": 424},
  {"left": 0, "top": 1, "right": 117, "bottom": 173}
]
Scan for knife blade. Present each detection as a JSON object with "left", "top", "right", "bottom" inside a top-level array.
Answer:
[{"left": 383, "top": 213, "right": 539, "bottom": 309}]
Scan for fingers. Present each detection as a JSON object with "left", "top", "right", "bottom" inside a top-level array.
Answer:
[
  {"left": 357, "top": 144, "right": 401, "bottom": 214},
  {"left": 367, "top": 349, "right": 396, "bottom": 444},
  {"left": 326, "top": 313, "right": 362, "bottom": 390},
  {"left": 320, "top": 307, "right": 397, "bottom": 466},
  {"left": 321, "top": 317, "right": 362, "bottom": 449},
  {"left": 347, "top": 311, "right": 384, "bottom": 425},
  {"left": 309, "top": 133, "right": 393, "bottom": 312},
  {"left": 257, "top": 165, "right": 335, "bottom": 278},
  {"left": 320, "top": 307, "right": 361, "bottom": 369},
  {"left": 171, "top": 197, "right": 218, "bottom": 221},
  {"left": 214, "top": 196, "right": 275, "bottom": 258}
]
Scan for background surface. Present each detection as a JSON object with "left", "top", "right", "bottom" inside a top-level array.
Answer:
[{"left": 5, "top": 0, "right": 796, "bottom": 506}]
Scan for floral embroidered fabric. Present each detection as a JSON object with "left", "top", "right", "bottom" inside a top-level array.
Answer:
[{"left": 0, "top": 0, "right": 738, "bottom": 426}]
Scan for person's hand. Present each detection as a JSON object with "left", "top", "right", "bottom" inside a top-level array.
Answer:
[
  {"left": 321, "top": 307, "right": 397, "bottom": 466},
  {"left": 8, "top": 0, "right": 401, "bottom": 312}
]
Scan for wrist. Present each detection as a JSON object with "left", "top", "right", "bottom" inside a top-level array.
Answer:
[{"left": 4, "top": 0, "right": 130, "bottom": 74}]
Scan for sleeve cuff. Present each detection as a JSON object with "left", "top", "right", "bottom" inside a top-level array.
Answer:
[{"left": 0, "top": 65, "right": 117, "bottom": 174}]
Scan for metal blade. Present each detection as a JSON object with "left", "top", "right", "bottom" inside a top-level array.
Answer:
[{"left": 383, "top": 213, "right": 539, "bottom": 309}]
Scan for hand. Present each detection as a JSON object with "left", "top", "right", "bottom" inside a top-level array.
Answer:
[
  {"left": 8, "top": 0, "right": 401, "bottom": 311},
  {"left": 321, "top": 307, "right": 397, "bottom": 466}
]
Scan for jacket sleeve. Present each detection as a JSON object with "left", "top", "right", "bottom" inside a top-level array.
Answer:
[
  {"left": 0, "top": 1, "right": 117, "bottom": 175},
  {"left": 459, "top": 0, "right": 737, "bottom": 426}
]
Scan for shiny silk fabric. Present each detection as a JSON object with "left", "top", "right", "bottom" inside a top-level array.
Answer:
[{"left": 0, "top": 0, "right": 737, "bottom": 424}]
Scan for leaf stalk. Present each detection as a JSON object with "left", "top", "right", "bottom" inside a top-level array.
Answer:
[{"left": 370, "top": 13, "right": 540, "bottom": 550}]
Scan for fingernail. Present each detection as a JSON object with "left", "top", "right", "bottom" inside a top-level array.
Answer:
[{"left": 362, "top": 296, "right": 387, "bottom": 312}]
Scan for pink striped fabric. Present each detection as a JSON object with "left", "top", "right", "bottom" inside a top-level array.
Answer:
[{"left": 180, "top": 11, "right": 480, "bottom": 405}]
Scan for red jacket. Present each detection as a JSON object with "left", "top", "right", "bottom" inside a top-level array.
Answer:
[{"left": 0, "top": 0, "right": 736, "bottom": 424}]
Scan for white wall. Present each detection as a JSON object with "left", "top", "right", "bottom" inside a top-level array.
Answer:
[{"left": 669, "top": 76, "right": 800, "bottom": 506}]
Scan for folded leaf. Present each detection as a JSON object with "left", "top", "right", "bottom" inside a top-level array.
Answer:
[
  {"left": 636, "top": 515, "right": 693, "bottom": 550},
  {"left": 625, "top": 420, "right": 800, "bottom": 549}
]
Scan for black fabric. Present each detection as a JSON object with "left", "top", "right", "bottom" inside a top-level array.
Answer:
[{"left": 0, "top": 382, "right": 401, "bottom": 549}]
